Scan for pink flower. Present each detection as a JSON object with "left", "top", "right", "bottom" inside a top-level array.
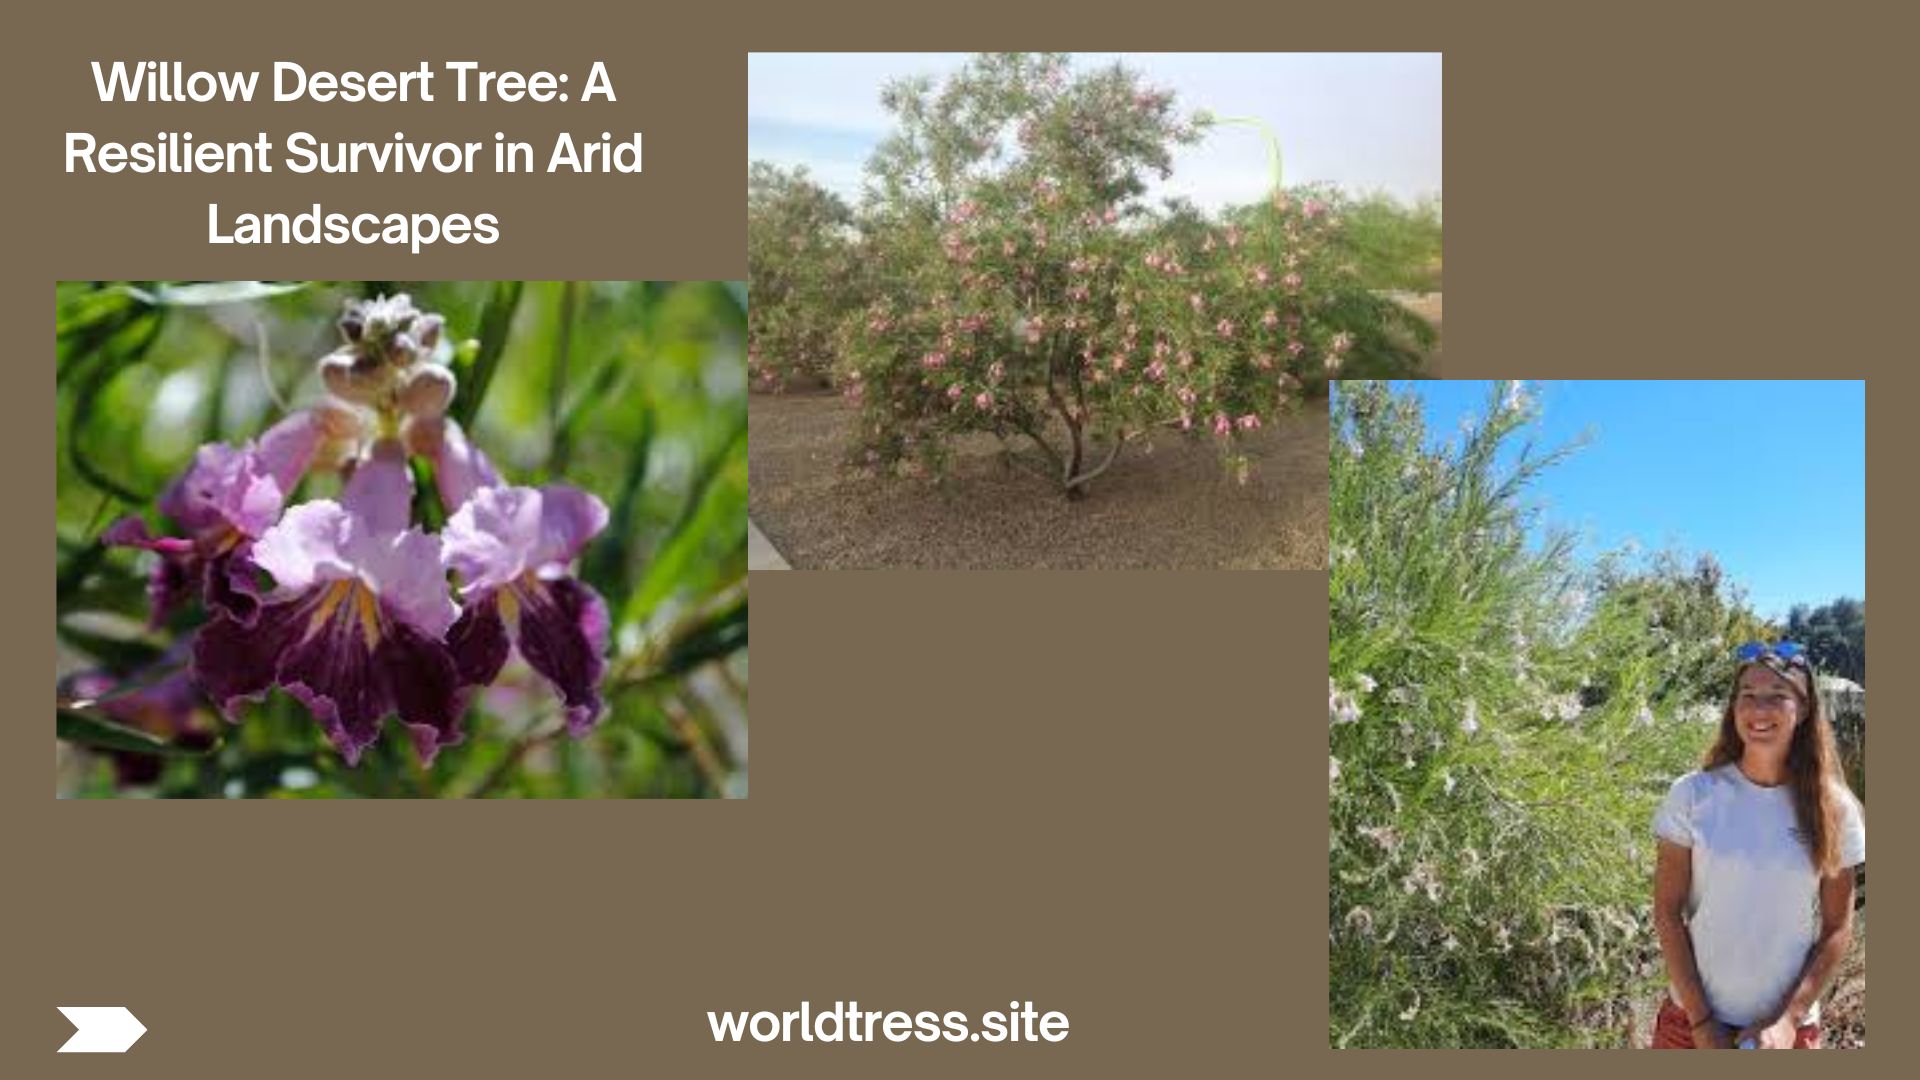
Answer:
[
  {"left": 1175, "top": 385, "right": 1197, "bottom": 406},
  {"left": 1330, "top": 331, "right": 1354, "bottom": 354},
  {"left": 1103, "top": 206, "right": 1118, "bottom": 224},
  {"left": 1216, "top": 319, "right": 1236, "bottom": 338},
  {"left": 1282, "top": 272, "right": 1304, "bottom": 292},
  {"left": 1262, "top": 308, "right": 1280, "bottom": 329},
  {"left": 1253, "top": 265, "right": 1271, "bottom": 285},
  {"left": 921, "top": 350, "right": 947, "bottom": 370},
  {"left": 1237, "top": 414, "right": 1261, "bottom": 431},
  {"left": 1254, "top": 353, "right": 1274, "bottom": 370},
  {"left": 947, "top": 384, "right": 964, "bottom": 401},
  {"left": 1189, "top": 293, "right": 1205, "bottom": 312},
  {"left": 1212, "top": 413, "right": 1231, "bottom": 438},
  {"left": 1145, "top": 359, "right": 1168, "bottom": 382},
  {"left": 1225, "top": 225, "right": 1242, "bottom": 248},
  {"left": 975, "top": 391, "right": 994, "bottom": 410},
  {"left": 1179, "top": 411, "right": 1193, "bottom": 431},
  {"left": 1286, "top": 339, "right": 1306, "bottom": 358},
  {"left": 1002, "top": 239, "right": 1016, "bottom": 257},
  {"left": 1110, "top": 355, "right": 1128, "bottom": 371}
]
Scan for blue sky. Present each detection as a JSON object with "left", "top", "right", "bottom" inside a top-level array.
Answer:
[
  {"left": 748, "top": 53, "right": 1442, "bottom": 210},
  {"left": 1387, "top": 381, "right": 1866, "bottom": 621}
]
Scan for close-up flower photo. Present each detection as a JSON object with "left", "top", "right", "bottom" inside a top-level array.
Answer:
[{"left": 56, "top": 281, "right": 747, "bottom": 798}]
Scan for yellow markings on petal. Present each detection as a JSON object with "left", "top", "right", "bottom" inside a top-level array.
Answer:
[
  {"left": 497, "top": 583, "right": 522, "bottom": 634},
  {"left": 304, "top": 579, "right": 382, "bottom": 648},
  {"left": 352, "top": 582, "right": 383, "bottom": 648},
  {"left": 307, "top": 579, "right": 354, "bottom": 638}
]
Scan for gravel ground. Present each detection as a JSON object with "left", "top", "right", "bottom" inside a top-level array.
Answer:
[{"left": 749, "top": 393, "right": 1329, "bottom": 569}]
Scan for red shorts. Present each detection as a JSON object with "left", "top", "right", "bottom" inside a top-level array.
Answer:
[{"left": 1651, "top": 999, "right": 1822, "bottom": 1049}]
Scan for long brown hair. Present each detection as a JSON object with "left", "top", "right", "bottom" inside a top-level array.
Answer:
[{"left": 1703, "top": 661, "right": 1853, "bottom": 876}]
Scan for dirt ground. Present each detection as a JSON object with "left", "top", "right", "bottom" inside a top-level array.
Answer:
[{"left": 749, "top": 393, "right": 1329, "bottom": 569}]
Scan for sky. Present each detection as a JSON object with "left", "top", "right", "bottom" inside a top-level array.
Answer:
[
  {"left": 1388, "top": 381, "right": 1866, "bottom": 621},
  {"left": 747, "top": 53, "right": 1442, "bottom": 211}
]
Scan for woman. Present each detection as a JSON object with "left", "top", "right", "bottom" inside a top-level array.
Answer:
[{"left": 1650, "top": 641, "right": 1865, "bottom": 1049}]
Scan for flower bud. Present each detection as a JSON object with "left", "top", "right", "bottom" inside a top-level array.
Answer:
[
  {"left": 320, "top": 349, "right": 390, "bottom": 405},
  {"left": 397, "top": 363, "right": 457, "bottom": 420},
  {"left": 403, "top": 414, "right": 446, "bottom": 460}
]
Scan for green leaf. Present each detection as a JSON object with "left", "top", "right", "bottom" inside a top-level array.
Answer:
[
  {"left": 581, "top": 391, "right": 653, "bottom": 603},
  {"left": 57, "top": 708, "right": 211, "bottom": 757},
  {"left": 56, "top": 623, "right": 165, "bottom": 674},
  {"left": 119, "top": 281, "right": 308, "bottom": 307},
  {"left": 622, "top": 419, "right": 746, "bottom": 626},
  {"left": 67, "top": 311, "right": 166, "bottom": 504},
  {"left": 451, "top": 280, "right": 525, "bottom": 427}
]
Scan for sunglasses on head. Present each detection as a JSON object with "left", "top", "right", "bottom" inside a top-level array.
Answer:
[{"left": 1736, "top": 641, "right": 1810, "bottom": 669}]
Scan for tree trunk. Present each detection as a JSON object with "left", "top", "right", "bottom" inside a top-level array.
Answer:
[{"left": 1063, "top": 421, "right": 1088, "bottom": 501}]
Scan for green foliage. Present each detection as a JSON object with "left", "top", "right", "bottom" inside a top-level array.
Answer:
[
  {"left": 55, "top": 281, "right": 748, "bottom": 799},
  {"left": 751, "top": 53, "right": 1438, "bottom": 498},
  {"left": 1787, "top": 598, "right": 1865, "bottom": 685},
  {"left": 1329, "top": 193, "right": 1443, "bottom": 293},
  {"left": 748, "top": 163, "right": 865, "bottom": 389},
  {"left": 1329, "top": 382, "right": 1757, "bottom": 1047}
]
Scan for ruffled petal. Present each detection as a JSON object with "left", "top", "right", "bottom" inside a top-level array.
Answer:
[
  {"left": 253, "top": 409, "right": 322, "bottom": 493},
  {"left": 193, "top": 579, "right": 462, "bottom": 765},
  {"left": 342, "top": 525, "right": 457, "bottom": 641},
  {"left": 431, "top": 418, "right": 500, "bottom": 512},
  {"left": 340, "top": 439, "right": 414, "bottom": 537},
  {"left": 251, "top": 501, "right": 357, "bottom": 596},
  {"left": 374, "top": 618, "right": 464, "bottom": 764},
  {"left": 508, "top": 576, "right": 609, "bottom": 735},
  {"left": 448, "top": 592, "right": 511, "bottom": 690},
  {"left": 103, "top": 516, "right": 200, "bottom": 626},
  {"left": 442, "top": 485, "right": 543, "bottom": 595},
  {"left": 529, "top": 485, "right": 609, "bottom": 571},
  {"left": 203, "top": 546, "right": 265, "bottom": 627}
]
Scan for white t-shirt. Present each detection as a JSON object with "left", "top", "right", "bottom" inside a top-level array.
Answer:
[{"left": 1653, "top": 763, "right": 1866, "bottom": 1027}]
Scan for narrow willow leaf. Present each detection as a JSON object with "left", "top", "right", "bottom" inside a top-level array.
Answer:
[
  {"left": 67, "top": 311, "right": 166, "bottom": 503},
  {"left": 623, "top": 421, "right": 746, "bottom": 626},
  {"left": 57, "top": 708, "right": 210, "bottom": 757},
  {"left": 451, "top": 280, "right": 525, "bottom": 427},
  {"left": 119, "top": 281, "right": 307, "bottom": 307},
  {"left": 56, "top": 623, "right": 165, "bottom": 674}
]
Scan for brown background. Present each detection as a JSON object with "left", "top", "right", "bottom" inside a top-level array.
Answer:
[{"left": 6, "top": 0, "right": 1906, "bottom": 1074}]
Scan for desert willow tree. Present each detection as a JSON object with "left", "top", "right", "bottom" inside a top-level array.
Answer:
[{"left": 839, "top": 52, "right": 1430, "bottom": 499}]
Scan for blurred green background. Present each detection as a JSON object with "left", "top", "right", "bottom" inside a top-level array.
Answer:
[{"left": 56, "top": 281, "right": 747, "bottom": 798}]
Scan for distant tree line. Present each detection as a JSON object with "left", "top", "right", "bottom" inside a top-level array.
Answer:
[{"left": 1786, "top": 597, "right": 1865, "bottom": 685}]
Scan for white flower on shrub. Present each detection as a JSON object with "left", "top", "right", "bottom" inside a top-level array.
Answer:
[
  {"left": 1329, "top": 679, "right": 1363, "bottom": 725},
  {"left": 1541, "top": 692, "right": 1584, "bottom": 723},
  {"left": 1358, "top": 824, "right": 1400, "bottom": 852},
  {"left": 1633, "top": 705, "right": 1655, "bottom": 728},
  {"left": 1460, "top": 698, "right": 1480, "bottom": 735},
  {"left": 1330, "top": 756, "right": 1341, "bottom": 787},
  {"left": 1355, "top": 673, "right": 1377, "bottom": 695},
  {"left": 1502, "top": 380, "right": 1529, "bottom": 413},
  {"left": 1345, "top": 906, "right": 1375, "bottom": 938}
]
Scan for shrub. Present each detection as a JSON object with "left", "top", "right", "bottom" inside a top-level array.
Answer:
[
  {"left": 819, "top": 52, "right": 1434, "bottom": 498},
  {"left": 1329, "top": 382, "right": 1760, "bottom": 1047},
  {"left": 748, "top": 162, "right": 863, "bottom": 390}
]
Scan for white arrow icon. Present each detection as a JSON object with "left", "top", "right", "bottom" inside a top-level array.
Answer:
[{"left": 57, "top": 1006, "right": 147, "bottom": 1052}]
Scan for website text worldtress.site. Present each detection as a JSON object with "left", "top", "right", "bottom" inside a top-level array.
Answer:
[{"left": 707, "top": 1001, "right": 1070, "bottom": 1044}]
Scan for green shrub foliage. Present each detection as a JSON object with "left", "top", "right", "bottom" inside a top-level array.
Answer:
[{"left": 1329, "top": 381, "right": 1772, "bottom": 1047}]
